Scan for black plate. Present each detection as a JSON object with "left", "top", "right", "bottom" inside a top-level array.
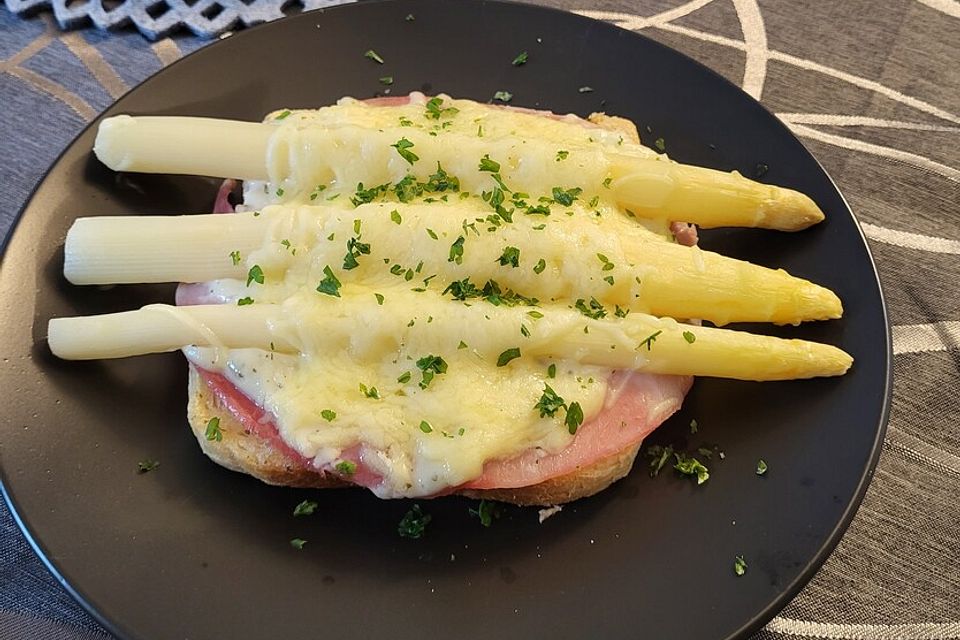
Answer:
[{"left": 0, "top": 2, "right": 890, "bottom": 639}]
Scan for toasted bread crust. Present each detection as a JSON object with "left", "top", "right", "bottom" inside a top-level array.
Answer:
[
  {"left": 587, "top": 112, "right": 642, "bottom": 145},
  {"left": 188, "top": 366, "right": 641, "bottom": 505}
]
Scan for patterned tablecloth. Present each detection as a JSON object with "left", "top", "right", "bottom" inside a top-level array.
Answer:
[{"left": 1, "top": 1, "right": 958, "bottom": 639}]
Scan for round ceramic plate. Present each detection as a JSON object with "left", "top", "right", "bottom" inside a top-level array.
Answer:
[{"left": 0, "top": 1, "right": 890, "bottom": 639}]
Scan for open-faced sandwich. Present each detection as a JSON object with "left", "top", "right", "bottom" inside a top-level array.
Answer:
[{"left": 48, "top": 93, "right": 851, "bottom": 505}]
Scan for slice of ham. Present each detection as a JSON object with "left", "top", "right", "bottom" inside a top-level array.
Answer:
[
  {"left": 179, "top": 96, "right": 697, "bottom": 496},
  {"left": 464, "top": 372, "right": 691, "bottom": 490}
]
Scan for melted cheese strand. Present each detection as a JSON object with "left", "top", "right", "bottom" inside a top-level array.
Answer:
[
  {"left": 47, "top": 294, "right": 852, "bottom": 380},
  {"left": 62, "top": 203, "right": 840, "bottom": 324}
]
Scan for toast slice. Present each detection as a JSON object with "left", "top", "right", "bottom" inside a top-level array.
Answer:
[{"left": 187, "top": 365, "right": 642, "bottom": 505}]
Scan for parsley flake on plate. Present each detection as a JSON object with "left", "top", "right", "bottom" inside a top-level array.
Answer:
[
  {"left": 756, "top": 459, "right": 769, "bottom": 475},
  {"left": 137, "top": 459, "right": 159, "bottom": 474},
  {"left": 734, "top": 555, "right": 747, "bottom": 576},
  {"left": 469, "top": 499, "right": 502, "bottom": 526},
  {"left": 290, "top": 538, "right": 307, "bottom": 550},
  {"left": 363, "top": 49, "right": 384, "bottom": 64},
  {"left": 512, "top": 51, "right": 528, "bottom": 66},
  {"left": 398, "top": 504, "right": 431, "bottom": 539},
  {"left": 493, "top": 90, "right": 513, "bottom": 103},
  {"left": 293, "top": 500, "right": 318, "bottom": 517}
]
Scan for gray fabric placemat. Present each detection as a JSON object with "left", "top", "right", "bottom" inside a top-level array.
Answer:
[{"left": 1, "top": 2, "right": 958, "bottom": 639}]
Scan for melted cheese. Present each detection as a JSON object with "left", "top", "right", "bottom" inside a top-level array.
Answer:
[{"left": 187, "top": 96, "right": 674, "bottom": 498}]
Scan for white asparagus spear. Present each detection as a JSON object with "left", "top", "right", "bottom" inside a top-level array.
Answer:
[
  {"left": 64, "top": 213, "right": 265, "bottom": 285},
  {"left": 62, "top": 205, "right": 841, "bottom": 324},
  {"left": 47, "top": 292, "right": 853, "bottom": 380},
  {"left": 94, "top": 116, "right": 273, "bottom": 180},
  {"left": 93, "top": 114, "right": 824, "bottom": 231}
]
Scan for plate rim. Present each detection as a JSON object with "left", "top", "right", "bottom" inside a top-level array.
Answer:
[{"left": 0, "top": 1, "right": 894, "bottom": 638}]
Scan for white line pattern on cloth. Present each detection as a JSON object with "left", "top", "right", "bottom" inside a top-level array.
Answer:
[
  {"left": 913, "top": 0, "right": 960, "bottom": 19},
  {"left": 884, "top": 426, "right": 960, "bottom": 479},
  {"left": 60, "top": 32, "right": 128, "bottom": 99},
  {"left": 861, "top": 223, "right": 960, "bottom": 255},
  {"left": 776, "top": 113, "right": 960, "bottom": 132},
  {"left": 731, "top": 0, "right": 768, "bottom": 100},
  {"left": 767, "top": 617, "right": 960, "bottom": 639},
  {"left": 150, "top": 38, "right": 182, "bottom": 66},
  {"left": 574, "top": 13, "right": 960, "bottom": 125},
  {"left": 892, "top": 321, "right": 960, "bottom": 355},
  {"left": 786, "top": 123, "right": 960, "bottom": 181}
]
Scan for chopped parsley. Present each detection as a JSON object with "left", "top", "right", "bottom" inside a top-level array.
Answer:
[
  {"left": 426, "top": 228, "right": 438, "bottom": 240},
  {"left": 364, "top": 49, "right": 384, "bottom": 64},
  {"left": 276, "top": 187, "right": 285, "bottom": 197},
  {"left": 646, "top": 444, "right": 674, "bottom": 476},
  {"left": 534, "top": 384, "right": 565, "bottom": 418},
  {"left": 424, "top": 163, "right": 460, "bottom": 192},
  {"left": 425, "top": 96, "right": 459, "bottom": 119},
  {"left": 336, "top": 460, "right": 357, "bottom": 475},
  {"left": 416, "top": 354, "right": 448, "bottom": 389},
  {"left": 246, "top": 264, "right": 264, "bottom": 286},
  {"left": 137, "top": 459, "right": 159, "bottom": 474},
  {"left": 229, "top": 250, "right": 241, "bottom": 266},
  {"left": 674, "top": 452, "right": 710, "bottom": 484},
  {"left": 596, "top": 253, "right": 614, "bottom": 271},
  {"left": 379, "top": 76, "right": 394, "bottom": 85},
  {"left": 343, "top": 234, "right": 371, "bottom": 270},
  {"left": 533, "top": 258, "right": 546, "bottom": 274},
  {"left": 458, "top": 340, "right": 468, "bottom": 349},
  {"left": 316, "top": 266, "right": 342, "bottom": 297},
  {"left": 614, "top": 305, "right": 630, "bottom": 318},
  {"left": 448, "top": 236, "right": 465, "bottom": 264},
  {"left": 290, "top": 538, "right": 307, "bottom": 550},
  {"left": 359, "top": 383, "right": 380, "bottom": 399},
  {"left": 654, "top": 137, "right": 666, "bottom": 153},
  {"left": 682, "top": 331, "right": 697, "bottom": 344},
  {"left": 493, "top": 90, "right": 513, "bottom": 103},
  {"left": 293, "top": 500, "right": 318, "bottom": 516},
  {"left": 398, "top": 504, "right": 431, "bottom": 539},
  {"left": 497, "top": 347, "right": 521, "bottom": 367},
  {"left": 552, "top": 186, "right": 582, "bottom": 206},
  {"left": 478, "top": 154, "right": 501, "bottom": 173},
  {"left": 390, "top": 209, "right": 402, "bottom": 224},
  {"left": 638, "top": 330, "right": 663, "bottom": 351},
  {"left": 274, "top": 109, "right": 292, "bottom": 120},
  {"left": 321, "top": 409, "right": 336, "bottom": 422},
  {"left": 204, "top": 416, "right": 222, "bottom": 442},
  {"left": 397, "top": 371, "right": 412, "bottom": 384},
  {"left": 734, "top": 555, "right": 747, "bottom": 576},
  {"left": 565, "top": 402, "right": 584, "bottom": 434},
  {"left": 351, "top": 181, "right": 389, "bottom": 206},
  {"left": 419, "top": 420, "right": 433, "bottom": 434},
  {"left": 575, "top": 297, "right": 607, "bottom": 319},
  {"left": 512, "top": 51, "right": 528, "bottom": 66},
  {"left": 469, "top": 499, "right": 502, "bottom": 526},
  {"left": 603, "top": 275, "right": 615, "bottom": 285},
  {"left": 602, "top": 176, "right": 613, "bottom": 188},
  {"left": 497, "top": 246, "right": 521, "bottom": 267},
  {"left": 391, "top": 137, "right": 419, "bottom": 165},
  {"left": 309, "top": 184, "right": 327, "bottom": 201},
  {"left": 237, "top": 296, "right": 254, "bottom": 306},
  {"left": 555, "top": 150, "right": 569, "bottom": 161},
  {"left": 547, "top": 363, "right": 556, "bottom": 378},
  {"left": 690, "top": 419, "right": 699, "bottom": 434},
  {"left": 374, "top": 293, "right": 385, "bottom": 306},
  {"left": 756, "top": 459, "right": 768, "bottom": 475}
]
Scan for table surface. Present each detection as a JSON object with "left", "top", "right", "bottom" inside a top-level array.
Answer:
[{"left": 1, "top": 1, "right": 958, "bottom": 639}]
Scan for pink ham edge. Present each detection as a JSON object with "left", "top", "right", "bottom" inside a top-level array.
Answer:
[
  {"left": 465, "top": 372, "right": 692, "bottom": 490},
  {"left": 178, "top": 93, "right": 697, "bottom": 496}
]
